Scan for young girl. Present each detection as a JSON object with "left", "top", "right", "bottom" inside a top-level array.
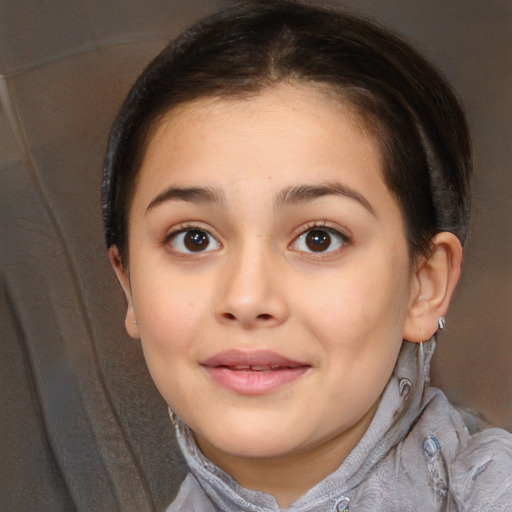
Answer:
[{"left": 102, "top": 1, "right": 512, "bottom": 510}]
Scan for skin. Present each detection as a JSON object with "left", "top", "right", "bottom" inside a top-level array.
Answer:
[{"left": 110, "top": 84, "right": 462, "bottom": 507}]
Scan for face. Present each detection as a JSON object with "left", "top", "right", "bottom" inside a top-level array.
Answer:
[{"left": 115, "top": 85, "right": 418, "bottom": 464}]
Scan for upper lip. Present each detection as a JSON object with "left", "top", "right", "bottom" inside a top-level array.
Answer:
[{"left": 201, "top": 350, "right": 309, "bottom": 370}]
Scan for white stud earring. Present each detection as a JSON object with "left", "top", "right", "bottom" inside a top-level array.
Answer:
[{"left": 438, "top": 317, "right": 445, "bottom": 330}]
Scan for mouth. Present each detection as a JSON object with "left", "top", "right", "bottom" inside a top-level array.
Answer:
[
  {"left": 201, "top": 350, "right": 311, "bottom": 395},
  {"left": 216, "top": 364, "right": 301, "bottom": 371}
]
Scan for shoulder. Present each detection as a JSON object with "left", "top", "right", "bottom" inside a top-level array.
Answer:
[
  {"left": 449, "top": 426, "right": 512, "bottom": 511},
  {"left": 413, "top": 387, "right": 512, "bottom": 511}
]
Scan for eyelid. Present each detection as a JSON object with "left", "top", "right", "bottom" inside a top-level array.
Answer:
[
  {"left": 164, "top": 221, "right": 210, "bottom": 240},
  {"left": 289, "top": 220, "right": 352, "bottom": 240}
]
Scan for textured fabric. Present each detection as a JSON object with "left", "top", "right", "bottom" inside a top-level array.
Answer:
[{"left": 166, "top": 340, "right": 512, "bottom": 511}]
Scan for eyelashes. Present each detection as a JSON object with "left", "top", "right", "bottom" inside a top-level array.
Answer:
[{"left": 164, "top": 222, "right": 350, "bottom": 256}]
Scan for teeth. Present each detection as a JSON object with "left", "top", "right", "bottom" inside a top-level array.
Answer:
[{"left": 230, "top": 365, "right": 291, "bottom": 371}]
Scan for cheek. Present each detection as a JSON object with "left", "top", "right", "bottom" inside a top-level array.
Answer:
[
  {"left": 133, "top": 276, "right": 212, "bottom": 408},
  {"left": 134, "top": 272, "right": 213, "bottom": 357},
  {"left": 299, "top": 254, "right": 411, "bottom": 350}
]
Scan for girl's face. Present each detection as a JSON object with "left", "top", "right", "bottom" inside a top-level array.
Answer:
[{"left": 115, "top": 85, "right": 420, "bottom": 466}]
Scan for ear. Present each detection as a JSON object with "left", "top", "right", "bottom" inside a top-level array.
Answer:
[
  {"left": 108, "top": 246, "right": 141, "bottom": 339},
  {"left": 403, "top": 232, "right": 463, "bottom": 343}
]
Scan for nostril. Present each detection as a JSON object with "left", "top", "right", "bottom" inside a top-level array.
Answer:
[{"left": 219, "top": 311, "right": 275, "bottom": 324}]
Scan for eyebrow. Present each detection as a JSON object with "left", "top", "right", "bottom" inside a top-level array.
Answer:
[
  {"left": 275, "top": 182, "right": 376, "bottom": 216},
  {"left": 145, "top": 181, "right": 375, "bottom": 216},
  {"left": 146, "top": 186, "right": 225, "bottom": 213}
]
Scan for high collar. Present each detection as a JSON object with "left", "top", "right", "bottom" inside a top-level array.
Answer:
[{"left": 169, "top": 339, "right": 436, "bottom": 512}]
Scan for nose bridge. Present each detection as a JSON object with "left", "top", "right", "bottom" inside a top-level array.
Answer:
[{"left": 215, "top": 238, "right": 288, "bottom": 327}]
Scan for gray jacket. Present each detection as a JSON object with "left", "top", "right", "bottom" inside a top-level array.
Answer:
[{"left": 166, "top": 341, "right": 512, "bottom": 511}]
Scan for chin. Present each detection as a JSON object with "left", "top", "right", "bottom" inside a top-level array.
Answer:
[
  {"left": 197, "top": 419, "right": 307, "bottom": 460},
  {"left": 217, "top": 436, "right": 299, "bottom": 459}
]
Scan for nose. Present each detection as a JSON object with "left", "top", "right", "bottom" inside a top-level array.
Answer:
[{"left": 214, "top": 247, "right": 289, "bottom": 329}]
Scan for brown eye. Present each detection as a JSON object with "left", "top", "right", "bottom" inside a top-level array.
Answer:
[
  {"left": 184, "top": 230, "right": 209, "bottom": 251},
  {"left": 169, "top": 229, "right": 220, "bottom": 253},
  {"left": 305, "top": 229, "right": 331, "bottom": 252},
  {"left": 291, "top": 227, "right": 348, "bottom": 254}
]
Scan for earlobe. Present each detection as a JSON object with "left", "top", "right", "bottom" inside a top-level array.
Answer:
[
  {"left": 107, "top": 246, "right": 141, "bottom": 339},
  {"left": 403, "top": 232, "right": 462, "bottom": 343}
]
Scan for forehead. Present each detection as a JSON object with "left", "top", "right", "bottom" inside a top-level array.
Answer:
[
  {"left": 142, "top": 86, "right": 380, "bottom": 180},
  {"left": 130, "top": 84, "right": 402, "bottom": 227}
]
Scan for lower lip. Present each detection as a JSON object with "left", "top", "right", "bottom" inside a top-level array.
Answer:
[{"left": 203, "top": 366, "right": 310, "bottom": 394}]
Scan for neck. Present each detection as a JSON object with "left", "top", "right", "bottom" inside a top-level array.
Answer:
[{"left": 195, "top": 400, "right": 378, "bottom": 508}]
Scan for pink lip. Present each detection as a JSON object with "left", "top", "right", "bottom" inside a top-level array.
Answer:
[{"left": 201, "top": 350, "right": 310, "bottom": 395}]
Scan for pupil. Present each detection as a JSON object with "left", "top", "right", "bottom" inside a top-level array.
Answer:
[
  {"left": 184, "top": 230, "right": 209, "bottom": 252},
  {"left": 305, "top": 229, "right": 331, "bottom": 252}
]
